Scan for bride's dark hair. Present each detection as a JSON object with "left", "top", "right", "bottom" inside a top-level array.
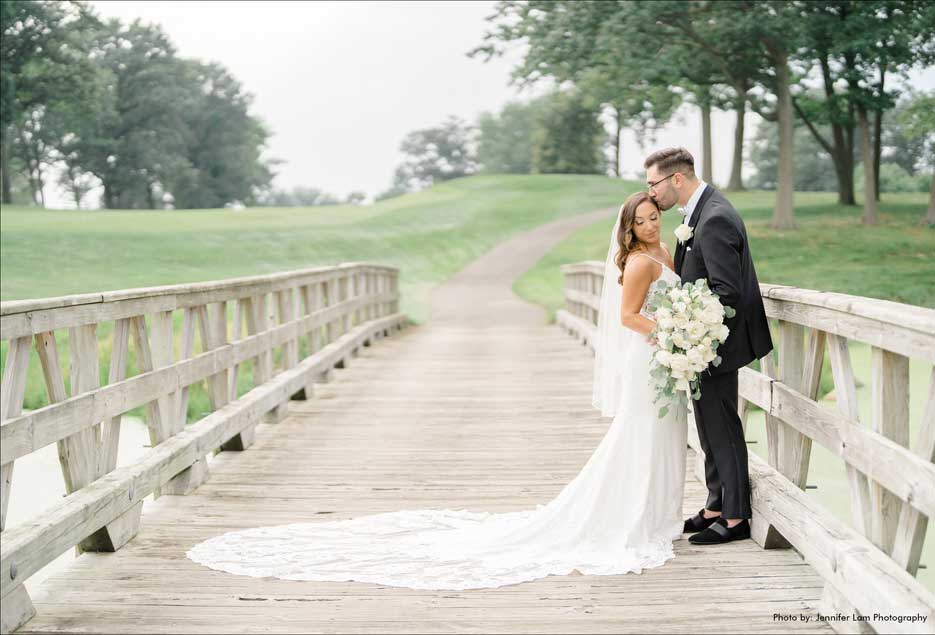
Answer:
[{"left": 614, "top": 191, "right": 659, "bottom": 285}]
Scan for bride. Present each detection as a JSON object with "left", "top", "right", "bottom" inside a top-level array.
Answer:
[{"left": 186, "top": 191, "right": 688, "bottom": 590}]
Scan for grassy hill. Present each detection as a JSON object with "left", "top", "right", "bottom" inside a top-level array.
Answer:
[{"left": 0, "top": 174, "right": 641, "bottom": 324}]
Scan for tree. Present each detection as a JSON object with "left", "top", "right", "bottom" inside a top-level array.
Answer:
[
  {"left": 345, "top": 191, "right": 366, "bottom": 205},
  {"left": 881, "top": 89, "right": 933, "bottom": 178},
  {"left": 472, "top": 0, "right": 802, "bottom": 227},
  {"left": 391, "top": 115, "right": 476, "bottom": 191},
  {"left": 57, "top": 151, "right": 96, "bottom": 208},
  {"left": 471, "top": 1, "right": 678, "bottom": 178},
  {"left": 531, "top": 89, "right": 606, "bottom": 174},
  {"left": 640, "top": 1, "right": 764, "bottom": 190},
  {"left": 791, "top": 0, "right": 935, "bottom": 218},
  {"left": 893, "top": 90, "right": 935, "bottom": 225},
  {"left": 60, "top": 19, "right": 191, "bottom": 209},
  {"left": 748, "top": 119, "right": 840, "bottom": 192},
  {"left": 476, "top": 97, "right": 546, "bottom": 174},
  {"left": 1, "top": 0, "right": 100, "bottom": 204},
  {"left": 167, "top": 60, "right": 273, "bottom": 208}
]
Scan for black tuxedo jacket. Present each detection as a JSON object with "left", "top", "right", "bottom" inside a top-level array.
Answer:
[{"left": 675, "top": 185, "right": 773, "bottom": 376}]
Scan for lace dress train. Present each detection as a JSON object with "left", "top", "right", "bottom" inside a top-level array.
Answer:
[{"left": 186, "top": 269, "right": 688, "bottom": 590}]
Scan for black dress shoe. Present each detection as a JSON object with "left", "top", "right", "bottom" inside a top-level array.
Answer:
[
  {"left": 689, "top": 518, "right": 751, "bottom": 545},
  {"left": 683, "top": 508, "right": 720, "bottom": 534}
]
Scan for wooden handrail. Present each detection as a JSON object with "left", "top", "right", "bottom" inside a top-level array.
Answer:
[
  {"left": 557, "top": 261, "right": 935, "bottom": 635},
  {"left": 0, "top": 263, "right": 407, "bottom": 634}
]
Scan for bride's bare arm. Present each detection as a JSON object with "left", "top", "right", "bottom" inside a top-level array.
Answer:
[{"left": 620, "top": 256, "right": 658, "bottom": 338}]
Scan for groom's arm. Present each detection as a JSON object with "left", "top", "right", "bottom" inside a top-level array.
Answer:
[{"left": 699, "top": 213, "right": 743, "bottom": 308}]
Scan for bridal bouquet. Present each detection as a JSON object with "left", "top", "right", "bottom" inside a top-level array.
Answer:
[{"left": 645, "top": 279, "right": 736, "bottom": 417}]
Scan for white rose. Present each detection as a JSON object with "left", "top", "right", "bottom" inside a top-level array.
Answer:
[
  {"left": 656, "top": 331, "right": 669, "bottom": 348},
  {"left": 715, "top": 323, "right": 730, "bottom": 341},
  {"left": 673, "top": 314, "right": 690, "bottom": 330},
  {"left": 654, "top": 350, "right": 672, "bottom": 367},
  {"left": 673, "top": 301, "right": 687, "bottom": 313},
  {"left": 674, "top": 223, "right": 693, "bottom": 243},
  {"left": 668, "top": 353, "right": 690, "bottom": 374},
  {"left": 701, "top": 306, "right": 724, "bottom": 325},
  {"left": 671, "top": 332, "right": 689, "bottom": 350},
  {"left": 687, "top": 321, "right": 708, "bottom": 341},
  {"left": 686, "top": 347, "right": 704, "bottom": 366},
  {"left": 658, "top": 317, "right": 675, "bottom": 331},
  {"left": 702, "top": 347, "right": 717, "bottom": 363},
  {"left": 675, "top": 377, "right": 691, "bottom": 392},
  {"left": 667, "top": 288, "right": 681, "bottom": 301},
  {"left": 655, "top": 306, "right": 672, "bottom": 320}
]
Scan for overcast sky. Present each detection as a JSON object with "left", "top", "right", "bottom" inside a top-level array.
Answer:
[{"left": 47, "top": 1, "right": 935, "bottom": 206}]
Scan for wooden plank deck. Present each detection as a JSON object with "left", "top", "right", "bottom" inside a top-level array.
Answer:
[{"left": 18, "top": 209, "right": 834, "bottom": 634}]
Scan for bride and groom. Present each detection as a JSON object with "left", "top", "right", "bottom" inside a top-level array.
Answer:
[{"left": 186, "top": 146, "right": 774, "bottom": 590}]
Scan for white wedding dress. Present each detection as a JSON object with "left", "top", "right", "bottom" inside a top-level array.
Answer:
[{"left": 186, "top": 256, "right": 688, "bottom": 590}]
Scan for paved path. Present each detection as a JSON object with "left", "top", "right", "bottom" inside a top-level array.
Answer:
[{"left": 21, "top": 208, "right": 831, "bottom": 634}]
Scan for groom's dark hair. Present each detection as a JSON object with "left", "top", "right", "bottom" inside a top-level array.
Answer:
[{"left": 644, "top": 147, "right": 695, "bottom": 177}]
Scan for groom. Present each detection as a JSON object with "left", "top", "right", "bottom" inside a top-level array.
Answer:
[{"left": 644, "top": 147, "right": 773, "bottom": 545}]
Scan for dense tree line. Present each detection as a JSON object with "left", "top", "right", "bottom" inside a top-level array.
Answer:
[
  {"left": 1, "top": 1, "right": 275, "bottom": 209},
  {"left": 467, "top": 0, "right": 935, "bottom": 228}
]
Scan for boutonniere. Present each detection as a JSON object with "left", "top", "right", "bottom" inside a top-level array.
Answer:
[{"left": 674, "top": 223, "right": 693, "bottom": 244}]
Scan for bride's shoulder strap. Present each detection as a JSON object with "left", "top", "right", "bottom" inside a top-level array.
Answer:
[{"left": 627, "top": 252, "right": 665, "bottom": 267}]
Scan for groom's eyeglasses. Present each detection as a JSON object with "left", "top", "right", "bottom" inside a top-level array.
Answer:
[{"left": 647, "top": 173, "right": 676, "bottom": 194}]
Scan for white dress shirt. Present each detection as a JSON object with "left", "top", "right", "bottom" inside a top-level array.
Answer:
[{"left": 681, "top": 180, "right": 708, "bottom": 225}]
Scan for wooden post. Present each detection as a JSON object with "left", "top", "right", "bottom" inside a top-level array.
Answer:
[
  {"left": 335, "top": 274, "right": 350, "bottom": 369},
  {"left": 869, "top": 346, "right": 910, "bottom": 555},
  {"left": 827, "top": 333, "right": 872, "bottom": 538},
  {"left": 320, "top": 278, "right": 335, "bottom": 382},
  {"left": 90, "top": 319, "right": 144, "bottom": 550},
  {"left": 220, "top": 298, "right": 256, "bottom": 452},
  {"left": 1, "top": 335, "right": 31, "bottom": 532},
  {"left": 0, "top": 334, "right": 35, "bottom": 633},
  {"left": 149, "top": 310, "right": 208, "bottom": 496},
  {"left": 752, "top": 343, "right": 793, "bottom": 550},
  {"left": 293, "top": 284, "right": 318, "bottom": 400},
  {"left": 891, "top": 367, "right": 935, "bottom": 575}
]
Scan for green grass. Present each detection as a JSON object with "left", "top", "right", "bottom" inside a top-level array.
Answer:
[
  {"left": 1, "top": 174, "right": 641, "bottom": 419},
  {"left": 514, "top": 189, "right": 935, "bottom": 323},
  {"left": 513, "top": 186, "right": 934, "bottom": 592}
]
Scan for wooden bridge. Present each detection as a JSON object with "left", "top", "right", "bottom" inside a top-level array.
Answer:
[{"left": 1, "top": 210, "right": 933, "bottom": 634}]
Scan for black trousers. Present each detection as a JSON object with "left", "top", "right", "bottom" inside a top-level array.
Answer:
[{"left": 692, "top": 369, "right": 751, "bottom": 519}]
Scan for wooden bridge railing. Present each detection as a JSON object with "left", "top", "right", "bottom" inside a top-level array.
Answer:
[
  {"left": 558, "top": 261, "right": 935, "bottom": 635},
  {"left": 0, "top": 262, "right": 408, "bottom": 634}
]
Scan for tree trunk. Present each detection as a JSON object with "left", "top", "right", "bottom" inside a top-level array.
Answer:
[
  {"left": 771, "top": 52, "right": 796, "bottom": 230},
  {"left": 815, "top": 53, "right": 856, "bottom": 206},
  {"left": 36, "top": 162, "right": 46, "bottom": 208},
  {"left": 701, "top": 101, "right": 713, "bottom": 184},
  {"left": 0, "top": 127, "right": 12, "bottom": 204},
  {"left": 873, "top": 64, "right": 885, "bottom": 202},
  {"left": 922, "top": 170, "right": 935, "bottom": 226},
  {"left": 873, "top": 108, "right": 883, "bottom": 202},
  {"left": 857, "top": 106, "right": 878, "bottom": 225},
  {"left": 146, "top": 182, "right": 157, "bottom": 210},
  {"left": 103, "top": 182, "right": 114, "bottom": 209},
  {"left": 728, "top": 93, "right": 746, "bottom": 191},
  {"left": 613, "top": 105, "right": 622, "bottom": 178}
]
